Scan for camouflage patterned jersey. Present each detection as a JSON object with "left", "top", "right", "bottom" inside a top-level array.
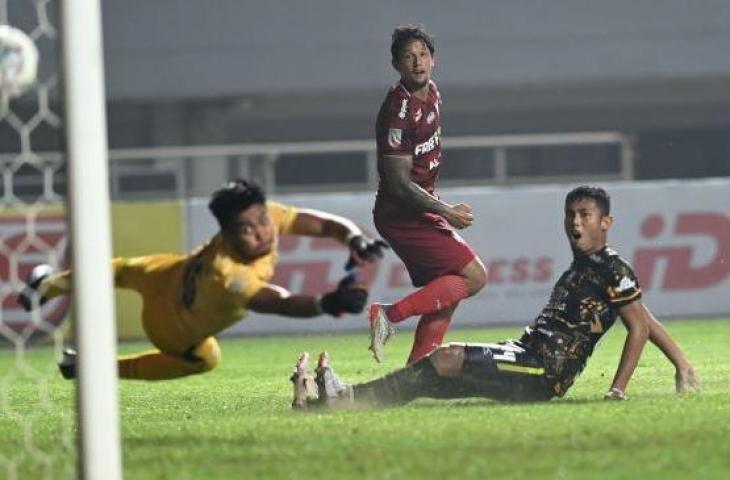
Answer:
[{"left": 520, "top": 246, "right": 642, "bottom": 396}]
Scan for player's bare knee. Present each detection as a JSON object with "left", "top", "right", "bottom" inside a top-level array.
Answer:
[
  {"left": 428, "top": 344, "right": 466, "bottom": 376},
  {"left": 462, "top": 258, "right": 488, "bottom": 296},
  {"left": 192, "top": 337, "right": 221, "bottom": 372}
]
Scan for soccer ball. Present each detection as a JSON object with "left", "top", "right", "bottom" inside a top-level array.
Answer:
[{"left": 0, "top": 25, "right": 39, "bottom": 98}]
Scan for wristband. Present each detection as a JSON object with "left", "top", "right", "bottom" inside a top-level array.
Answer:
[{"left": 345, "top": 232, "right": 360, "bottom": 245}]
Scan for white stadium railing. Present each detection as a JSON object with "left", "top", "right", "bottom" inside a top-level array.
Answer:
[{"left": 2, "top": 131, "right": 636, "bottom": 201}]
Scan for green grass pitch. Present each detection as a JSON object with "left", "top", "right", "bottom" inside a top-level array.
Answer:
[{"left": 1, "top": 319, "right": 729, "bottom": 479}]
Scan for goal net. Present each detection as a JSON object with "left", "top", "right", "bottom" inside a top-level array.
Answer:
[
  {"left": 1, "top": 1, "right": 121, "bottom": 478},
  {"left": 0, "top": 2, "right": 74, "bottom": 478}
]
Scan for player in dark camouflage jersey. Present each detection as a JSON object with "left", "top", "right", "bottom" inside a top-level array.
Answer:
[{"left": 292, "top": 186, "right": 699, "bottom": 408}]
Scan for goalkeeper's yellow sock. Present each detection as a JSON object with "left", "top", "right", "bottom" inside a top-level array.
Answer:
[
  {"left": 40, "top": 271, "right": 72, "bottom": 299},
  {"left": 118, "top": 351, "right": 199, "bottom": 380},
  {"left": 118, "top": 348, "right": 218, "bottom": 380}
]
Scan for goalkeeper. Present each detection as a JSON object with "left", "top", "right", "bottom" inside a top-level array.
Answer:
[{"left": 18, "top": 179, "right": 388, "bottom": 381}]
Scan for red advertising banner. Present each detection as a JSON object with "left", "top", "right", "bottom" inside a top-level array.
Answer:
[{"left": 0, "top": 214, "right": 70, "bottom": 341}]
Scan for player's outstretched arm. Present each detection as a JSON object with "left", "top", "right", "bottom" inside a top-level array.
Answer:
[
  {"left": 290, "top": 209, "right": 362, "bottom": 244},
  {"left": 290, "top": 209, "right": 388, "bottom": 266},
  {"left": 642, "top": 304, "right": 699, "bottom": 393},
  {"left": 248, "top": 278, "right": 367, "bottom": 318},
  {"left": 248, "top": 285, "right": 320, "bottom": 317},
  {"left": 606, "top": 300, "right": 651, "bottom": 400},
  {"left": 380, "top": 154, "right": 474, "bottom": 229}
]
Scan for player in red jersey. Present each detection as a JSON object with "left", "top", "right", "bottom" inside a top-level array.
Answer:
[{"left": 369, "top": 25, "right": 488, "bottom": 364}]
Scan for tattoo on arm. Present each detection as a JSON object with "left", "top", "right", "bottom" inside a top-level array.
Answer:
[{"left": 380, "top": 155, "right": 450, "bottom": 215}]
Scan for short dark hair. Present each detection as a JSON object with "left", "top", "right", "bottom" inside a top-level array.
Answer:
[
  {"left": 565, "top": 185, "right": 611, "bottom": 216},
  {"left": 391, "top": 24, "right": 435, "bottom": 61},
  {"left": 208, "top": 179, "right": 266, "bottom": 231}
]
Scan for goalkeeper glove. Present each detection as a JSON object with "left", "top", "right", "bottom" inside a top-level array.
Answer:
[
  {"left": 345, "top": 234, "right": 389, "bottom": 269},
  {"left": 318, "top": 271, "right": 368, "bottom": 317}
]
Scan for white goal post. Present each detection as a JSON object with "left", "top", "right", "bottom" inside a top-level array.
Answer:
[{"left": 60, "top": 0, "right": 122, "bottom": 479}]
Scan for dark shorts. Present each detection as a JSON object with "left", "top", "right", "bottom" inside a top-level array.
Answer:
[
  {"left": 463, "top": 341, "right": 557, "bottom": 402},
  {"left": 432, "top": 341, "right": 556, "bottom": 402},
  {"left": 374, "top": 212, "right": 477, "bottom": 287}
]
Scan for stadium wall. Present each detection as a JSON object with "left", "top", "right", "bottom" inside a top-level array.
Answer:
[
  {"left": 186, "top": 179, "right": 730, "bottom": 336},
  {"left": 110, "top": 201, "right": 184, "bottom": 339},
  {"left": 5, "top": 181, "right": 728, "bottom": 343}
]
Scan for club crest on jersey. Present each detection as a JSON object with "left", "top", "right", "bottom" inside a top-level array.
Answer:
[
  {"left": 616, "top": 276, "right": 636, "bottom": 292},
  {"left": 415, "top": 109, "right": 422, "bottom": 122},
  {"left": 426, "top": 111, "right": 436, "bottom": 124},
  {"left": 398, "top": 99, "right": 408, "bottom": 119},
  {"left": 388, "top": 128, "right": 403, "bottom": 148}
]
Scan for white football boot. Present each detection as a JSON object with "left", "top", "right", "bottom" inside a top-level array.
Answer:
[
  {"left": 17, "top": 263, "right": 54, "bottom": 311},
  {"left": 314, "top": 352, "right": 353, "bottom": 407},
  {"left": 58, "top": 348, "right": 77, "bottom": 380},
  {"left": 290, "top": 352, "right": 319, "bottom": 409},
  {"left": 368, "top": 303, "right": 395, "bottom": 363}
]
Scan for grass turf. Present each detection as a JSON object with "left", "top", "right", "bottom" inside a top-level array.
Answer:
[{"left": 1, "top": 319, "right": 729, "bottom": 479}]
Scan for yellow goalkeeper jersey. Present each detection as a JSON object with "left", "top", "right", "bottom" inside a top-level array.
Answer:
[
  {"left": 42, "top": 201, "right": 300, "bottom": 352},
  {"left": 174, "top": 201, "right": 298, "bottom": 340}
]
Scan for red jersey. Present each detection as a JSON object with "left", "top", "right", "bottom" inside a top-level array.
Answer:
[{"left": 375, "top": 80, "right": 442, "bottom": 218}]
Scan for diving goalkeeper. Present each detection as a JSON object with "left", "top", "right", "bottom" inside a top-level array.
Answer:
[{"left": 18, "top": 179, "right": 387, "bottom": 381}]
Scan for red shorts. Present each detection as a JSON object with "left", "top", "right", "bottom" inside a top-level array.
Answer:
[{"left": 374, "top": 212, "right": 477, "bottom": 287}]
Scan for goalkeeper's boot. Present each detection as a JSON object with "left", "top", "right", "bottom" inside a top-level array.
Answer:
[
  {"left": 58, "top": 348, "right": 77, "bottom": 380},
  {"left": 368, "top": 303, "right": 395, "bottom": 363},
  {"left": 17, "top": 264, "right": 54, "bottom": 312},
  {"left": 315, "top": 352, "right": 353, "bottom": 408},
  {"left": 290, "top": 352, "right": 318, "bottom": 409}
]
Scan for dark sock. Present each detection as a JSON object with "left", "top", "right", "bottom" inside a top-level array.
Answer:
[{"left": 353, "top": 357, "right": 442, "bottom": 406}]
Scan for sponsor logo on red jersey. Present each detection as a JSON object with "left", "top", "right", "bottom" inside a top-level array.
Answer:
[{"left": 414, "top": 127, "right": 441, "bottom": 156}]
